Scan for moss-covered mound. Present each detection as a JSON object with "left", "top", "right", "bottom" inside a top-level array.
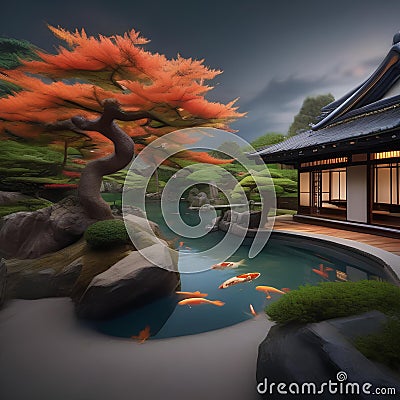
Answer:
[
  {"left": 84, "top": 219, "right": 131, "bottom": 249},
  {"left": 0, "top": 197, "right": 52, "bottom": 218},
  {"left": 266, "top": 280, "right": 400, "bottom": 324},
  {"left": 355, "top": 318, "right": 400, "bottom": 370}
]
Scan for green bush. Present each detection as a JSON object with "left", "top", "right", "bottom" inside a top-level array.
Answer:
[
  {"left": 268, "top": 169, "right": 284, "bottom": 179},
  {"left": 84, "top": 219, "right": 131, "bottom": 249},
  {"left": 272, "top": 178, "right": 298, "bottom": 192},
  {"left": 355, "top": 318, "right": 400, "bottom": 370},
  {"left": 279, "top": 169, "right": 298, "bottom": 182},
  {"left": 266, "top": 281, "right": 400, "bottom": 324}
]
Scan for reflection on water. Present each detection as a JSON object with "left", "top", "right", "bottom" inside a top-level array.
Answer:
[{"left": 92, "top": 201, "right": 389, "bottom": 340}]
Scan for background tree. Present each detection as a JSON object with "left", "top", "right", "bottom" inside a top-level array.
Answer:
[
  {"left": 0, "top": 37, "right": 40, "bottom": 97},
  {"left": 287, "top": 94, "right": 334, "bottom": 137},
  {"left": 250, "top": 132, "right": 285, "bottom": 149},
  {"left": 0, "top": 25, "right": 243, "bottom": 220},
  {"left": 209, "top": 141, "right": 243, "bottom": 159}
]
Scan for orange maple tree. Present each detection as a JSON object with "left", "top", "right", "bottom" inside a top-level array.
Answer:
[{"left": 0, "top": 25, "right": 243, "bottom": 219}]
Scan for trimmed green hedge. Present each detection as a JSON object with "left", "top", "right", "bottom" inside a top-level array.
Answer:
[
  {"left": 84, "top": 219, "right": 131, "bottom": 249},
  {"left": 266, "top": 281, "right": 400, "bottom": 324}
]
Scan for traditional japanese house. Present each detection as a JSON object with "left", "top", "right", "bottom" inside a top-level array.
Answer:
[{"left": 251, "top": 33, "right": 400, "bottom": 234}]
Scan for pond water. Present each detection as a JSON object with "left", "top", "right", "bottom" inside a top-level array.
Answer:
[{"left": 92, "top": 201, "right": 389, "bottom": 340}]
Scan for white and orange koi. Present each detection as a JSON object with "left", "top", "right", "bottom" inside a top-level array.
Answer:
[
  {"left": 249, "top": 304, "right": 257, "bottom": 317},
  {"left": 211, "top": 259, "right": 245, "bottom": 270},
  {"left": 218, "top": 272, "right": 260, "bottom": 289}
]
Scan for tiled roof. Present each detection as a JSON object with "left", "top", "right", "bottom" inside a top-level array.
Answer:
[{"left": 251, "top": 96, "right": 400, "bottom": 157}]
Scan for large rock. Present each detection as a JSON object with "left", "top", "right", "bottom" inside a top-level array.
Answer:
[
  {"left": 7, "top": 257, "right": 83, "bottom": 299},
  {"left": 0, "top": 196, "right": 96, "bottom": 259},
  {"left": 0, "top": 258, "right": 6, "bottom": 307},
  {"left": 190, "top": 192, "right": 210, "bottom": 208},
  {"left": 75, "top": 243, "right": 180, "bottom": 319},
  {"left": 257, "top": 311, "right": 400, "bottom": 399},
  {"left": 0, "top": 191, "right": 30, "bottom": 205},
  {"left": 124, "top": 213, "right": 162, "bottom": 239}
]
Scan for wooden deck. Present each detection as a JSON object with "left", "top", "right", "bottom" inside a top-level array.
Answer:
[{"left": 272, "top": 216, "right": 400, "bottom": 256}]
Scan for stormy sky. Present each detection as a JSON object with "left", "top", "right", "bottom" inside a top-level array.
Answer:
[{"left": 2, "top": 0, "right": 400, "bottom": 141}]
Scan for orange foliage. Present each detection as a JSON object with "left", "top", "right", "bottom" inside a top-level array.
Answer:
[{"left": 0, "top": 25, "right": 244, "bottom": 166}]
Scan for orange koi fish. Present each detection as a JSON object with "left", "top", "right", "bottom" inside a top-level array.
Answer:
[
  {"left": 281, "top": 288, "right": 291, "bottom": 293},
  {"left": 249, "top": 304, "right": 257, "bottom": 317},
  {"left": 176, "top": 290, "right": 208, "bottom": 298},
  {"left": 178, "top": 297, "right": 225, "bottom": 307},
  {"left": 218, "top": 272, "right": 260, "bottom": 289},
  {"left": 211, "top": 259, "right": 245, "bottom": 270},
  {"left": 256, "top": 286, "right": 286, "bottom": 299},
  {"left": 312, "top": 263, "right": 331, "bottom": 280},
  {"left": 131, "top": 325, "right": 151, "bottom": 343}
]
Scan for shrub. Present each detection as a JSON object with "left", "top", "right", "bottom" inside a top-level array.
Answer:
[
  {"left": 279, "top": 169, "right": 298, "bottom": 182},
  {"left": 272, "top": 178, "right": 297, "bottom": 193},
  {"left": 354, "top": 318, "right": 400, "bottom": 370},
  {"left": 84, "top": 219, "right": 131, "bottom": 249},
  {"left": 268, "top": 169, "right": 284, "bottom": 179},
  {"left": 266, "top": 280, "right": 400, "bottom": 324}
]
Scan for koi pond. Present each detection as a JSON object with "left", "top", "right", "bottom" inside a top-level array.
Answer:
[{"left": 91, "top": 201, "right": 391, "bottom": 340}]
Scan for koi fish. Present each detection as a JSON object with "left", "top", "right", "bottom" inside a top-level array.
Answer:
[
  {"left": 249, "top": 304, "right": 257, "bottom": 317},
  {"left": 176, "top": 290, "right": 208, "bottom": 298},
  {"left": 281, "top": 288, "right": 291, "bottom": 293},
  {"left": 131, "top": 325, "right": 151, "bottom": 343},
  {"left": 256, "top": 286, "right": 286, "bottom": 299},
  {"left": 211, "top": 259, "right": 245, "bottom": 270},
  {"left": 312, "top": 264, "right": 331, "bottom": 280},
  {"left": 312, "top": 269, "right": 328, "bottom": 279},
  {"left": 218, "top": 272, "right": 260, "bottom": 289},
  {"left": 178, "top": 297, "right": 225, "bottom": 307}
]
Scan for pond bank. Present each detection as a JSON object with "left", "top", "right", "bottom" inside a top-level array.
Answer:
[{"left": 0, "top": 298, "right": 273, "bottom": 400}]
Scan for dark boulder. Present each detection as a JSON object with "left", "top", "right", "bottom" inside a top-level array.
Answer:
[
  {"left": 75, "top": 244, "right": 180, "bottom": 319},
  {"left": 0, "top": 191, "right": 30, "bottom": 205},
  {"left": 190, "top": 192, "right": 210, "bottom": 208},
  {"left": 0, "top": 258, "right": 6, "bottom": 307},
  {"left": 0, "top": 196, "right": 96, "bottom": 259},
  {"left": 257, "top": 311, "right": 400, "bottom": 399}
]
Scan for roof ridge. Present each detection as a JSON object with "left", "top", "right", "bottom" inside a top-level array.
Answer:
[{"left": 319, "top": 101, "right": 400, "bottom": 130}]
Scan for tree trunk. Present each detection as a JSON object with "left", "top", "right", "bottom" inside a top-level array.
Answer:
[
  {"left": 71, "top": 100, "right": 135, "bottom": 220},
  {"left": 62, "top": 139, "right": 68, "bottom": 167}
]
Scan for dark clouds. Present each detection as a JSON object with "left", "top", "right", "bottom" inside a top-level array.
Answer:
[{"left": 2, "top": 0, "right": 400, "bottom": 141}]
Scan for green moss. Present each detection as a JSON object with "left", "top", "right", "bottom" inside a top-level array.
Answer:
[
  {"left": 266, "top": 281, "right": 400, "bottom": 324},
  {"left": 84, "top": 219, "right": 131, "bottom": 249},
  {"left": 354, "top": 318, "right": 400, "bottom": 370},
  {"left": 0, "top": 197, "right": 52, "bottom": 217}
]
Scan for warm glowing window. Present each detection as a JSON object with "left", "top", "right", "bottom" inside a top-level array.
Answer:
[
  {"left": 299, "top": 172, "right": 310, "bottom": 206},
  {"left": 330, "top": 168, "right": 346, "bottom": 201},
  {"left": 372, "top": 151, "right": 400, "bottom": 160},
  {"left": 300, "top": 157, "right": 348, "bottom": 168},
  {"left": 374, "top": 163, "right": 400, "bottom": 205}
]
